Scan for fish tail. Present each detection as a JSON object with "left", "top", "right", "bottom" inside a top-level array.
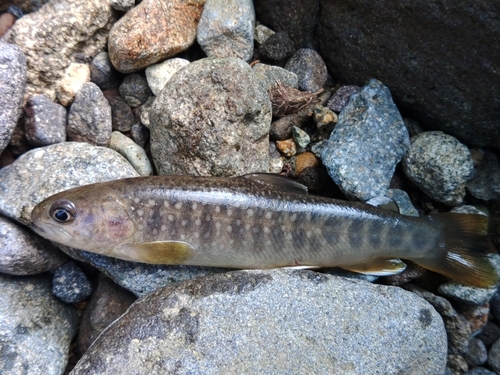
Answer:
[{"left": 412, "top": 213, "right": 498, "bottom": 288}]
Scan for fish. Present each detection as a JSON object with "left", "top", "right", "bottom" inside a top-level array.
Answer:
[{"left": 30, "top": 173, "right": 498, "bottom": 287}]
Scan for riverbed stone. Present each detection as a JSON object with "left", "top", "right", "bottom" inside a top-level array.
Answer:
[
  {"left": 284, "top": 48, "right": 327, "bottom": 92},
  {"left": 149, "top": 57, "right": 272, "bottom": 176},
  {"left": 0, "top": 142, "right": 138, "bottom": 224},
  {"left": 23, "top": 95, "right": 67, "bottom": 146},
  {"left": 197, "top": 0, "right": 255, "bottom": 62},
  {"left": 70, "top": 269, "right": 447, "bottom": 374},
  {"left": 0, "top": 273, "right": 78, "bottom": 375},
  {"left": 3, "top": 0, "right": 115, "bottom": 101},
  {"left": 55, "top": 62, "right": 91, "bottom": 107},
  {"left": 0, "top": 42, "right": 26, "bottom": 154},
  {"left": 108, "top": 131, "right": 153, "bottom": 176},
  {"left": 108, "top": 0, "right": 205, "bottom": 73},
  {"left": 145, "top": 58, "right": 190, "bottom": 96},
  {"left": 252, "top": 62, "right": 298, "bottom": 91},
  {"left": 317, "top": 79, "right": 409, "bottom": 201}
]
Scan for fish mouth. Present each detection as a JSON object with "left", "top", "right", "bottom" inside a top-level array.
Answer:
[{"left": 29, "top": 221, "right": 45, "bottom": 234}]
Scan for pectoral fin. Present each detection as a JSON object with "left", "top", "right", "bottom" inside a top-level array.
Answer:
[
  {"left": 120, "top": 241, "right": 194, "bottom": 264},
  {"left": 342, "top": 259, "right": 407, "bottom": 276}
]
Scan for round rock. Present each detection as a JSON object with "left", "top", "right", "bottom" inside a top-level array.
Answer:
[
  {"left": 23, "top": 95, "right": 67, "bottom": 146},
  {"left": 70, "top": 269, "right": 447, "bottom": 374},
  {"left": 145, "top": 58, "right": 190, "bottom": 96},
  {"left": 149, "top": 57, "right": 272, "bottom": 176},
  {"left": 90, "top": 51, "right": 121, "bottom": 90},
  {"left": 258, "top": 31, "right": 295, "bottom": 64},
  {"left": 197, "top": 0, "right": 255, "bottom": 62},
  {"left": 0, "top": 142, "right": 139, "bottom": 224},
  {"left": 108, "top": 131, "right": 153, "bottom": 176},
  {"left": 252, "top": 62, "right": 298, "bottom": 91},
  {"left": 284, "top": 48, "right": 327, "bottom": 92},
  {"left": 0, "top": 273, "right": 78, "bottom": 375},
  {"left": 402, "top": 131, "right": 473, "bottom": 206},
  {"left": 118, "top": 73, "right": 153, "bottom": 108},
  {"left": 52, "top": 261, "right": 93, "bottom": 303}
]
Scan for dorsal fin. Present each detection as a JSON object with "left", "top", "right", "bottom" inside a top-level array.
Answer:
[{"left": 241, "top": 173, "right": 308, "bottom": 195}]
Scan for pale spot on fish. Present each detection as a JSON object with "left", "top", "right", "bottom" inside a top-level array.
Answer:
[
  {"left": 195, "top": 218, "right": 201, "bottom": 226},
  {"left": 170, "top": 229, "right": 176, "bottom": 236},
  {"left": 247, "top": 209, "right": 254, "bottom": 217},
  {"left": 152, "top": 229, "right": 158, "bottom": 235},
  {"left": 193, "top": 232, "right": 200, "bottom": 239},
  {"left": 134, "top": 197, "right": 140, "bottom": 204},
  {"left": 263, "top": 227, "right": 270, "bottom": 234},
  {"left": 245, "top": 223, "right": 251, "bottom": 231},
  {"left": 290, "top": 213, "right": 297, "bottom": 222},
  {"left": 235, "top": 220, "right": 241, "bottom": 226},
  {"left": 168, "top": 214, "right": 174, "bottom": 222},
  {"left": 148, "top": 199, "right": 155, "bottom": 207},
  {"left": 192, "top": 202, "right": 198, "bottom": 210},
  {"left": 161, "top": 225, "right": 167, "bottom": 232},
  {"left": 215, "top": 206, "right": 221, "bottom": 213},
  {"left": 229, "top": 239, "right": 235, "bottom": 246},
  {"left": 175, "top": 202, "right": 182, "bottom": 210},
  {"left": 226, "top": 225, "right": 232, "bottom": 233},
  {"left": 227, "top": 209, "right": 233, "bottom": 216},
  {"left": 181, "top": 220, "right": 188, "bottom": 226},
  {"left": 265, "top": 211, "right": 273, "bottom": 220},
  {"left": 138, "top": 224, "right": 144, "bottom": 230},
  {"left": 206, "top": 214, "right": 211, "bottom": 221},
  {"left": 137, "top": 209, "right": 144, "bottom": 217},
  {"left": 215, "top": 222, "right": 222, "bottom": 230},
  {"left": 163, "top": 201, "right": 170, "bottom": 208},
  {"left": 180, "top": 234, "right": 186, "bottom": 240}
]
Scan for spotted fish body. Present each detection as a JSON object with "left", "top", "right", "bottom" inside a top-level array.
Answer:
[{"left": 30, "top": 174, "right": 498, "bottom": 287}]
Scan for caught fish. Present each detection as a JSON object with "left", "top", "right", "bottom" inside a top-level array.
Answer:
[{"left": 30, "top": 174, "right": 498, "bottom": 287}]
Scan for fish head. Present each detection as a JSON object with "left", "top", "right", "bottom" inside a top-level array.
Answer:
[{"left": 30, "top": 184, "right": 136, "bottom": 254}]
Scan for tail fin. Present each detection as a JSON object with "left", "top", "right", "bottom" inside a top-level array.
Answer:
[{"left": 413, "top": 213, "right": 498, "bottom": 288}]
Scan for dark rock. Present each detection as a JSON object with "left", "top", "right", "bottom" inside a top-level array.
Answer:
[
  {"left": 0, "top": 42, "right": 26, "bottom": 154},
  {"left": 23, "top": 95, "right": 67, "bottom": 146},
  {"left": 67, "top": 82, "right": 112, "bottom": 146},
  {"left": 77, "top": 275, "right": 136, "bottom": 355},
  {"left": 284, "top": 48, "right": 327, "bottom": 92},
  {"left": 466, "top": 149, "right": 500, "bottom": 201},
  {"left": 476, "top": 321, "right": 500, "bottom": 346},
  {"left": 90, "top": 51, "right": 121, "bottom": 90},
  {"left": 104, "top": 92, "right": 136, "bottom": 132},
  {"left": 52, "top": 261, "right": 93, "bottom": 303},
  {"left": 318, "top": 1, "right": 500, "bottom": 148},
  {"left": 464, "top": 338, "right": 488, "bottom": 367},
  {"left": 258, "top": 31, "right": 296, "bottom": 64},
  {"left": 317, "top": 79, "right": 409, "bottom": 201},
  {"left": 326, "top": 85, "right": 360, "bottom": 113},
  {"left": 118, "top": 73, "right": 153, "bottom": 108},
  {"left": 130, "top": 122, "right": 150, "bottom": 148},
  {"left": 254, "top": 0, "right": 320, "bottom": 48},
  {"left": 447, "top": 355, "right": 469, "bottom": 375},
  {"left": 464, "top": 367, "right": 497, "bottom": 375},
  {"left": 488, "top": 338, "right": 500, "bottom": 373}
]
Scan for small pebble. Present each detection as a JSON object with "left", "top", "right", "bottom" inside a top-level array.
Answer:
[
  {"left": 130, "top": 122, "right": 150, "bottom": 148},
  {"left": 104, "top": 90, "right": 136, "bottom": 132},
  {"left": 275, "top": 138, "right": 297, "bottom": 157},
  {"left": 139, "top": 96, "right": 155, "bottom": 129},
  {"left": 467, "top": 149, "right": 500, "bottom": 201},
  {"left": 457, "top": 303, "right": 489, "bottom": 336},
  {"left": 270, "top": 109, "right": 313, "bottom": 141},
  {"left": 67, "top": 82, "right": 112, "bottom": 146},
  {"left": 464, "top": 338, "right": 488, "bottom": 367},
  {"left": 447, "top": 355, "right": 469, "bottom": 375},
  {"left": 268, "top": 141, "right": 284, "bottom": 174},
  {"left": 285, "top": 48, "right": 327, "bottom": 92},
  {"left": 326, "top": 85, "right": 360, "bottom": 112},
  {"left": 292, "top": 126, "right": 310, "bottom": 148},
  {"left": 52, "top": 261, "right": 93, "bottom": 303},
  {"left": 402, "top": 131, "right": 473, "bottom": 206},
  {"left": 488, "top": 338, "right": 500, "bottom": 373},
  {"left": 56, "top": 62, "right": 91, "bottom": 106},
  {"left": 119, "top": 73, "right": 153, "bottom": 107},
  {"left": 252, "top": 63, "right": 298, "bottom": 91},
  {"left": 292, "top": 151, "right": 320, "bottom": 177},
  {"left": 23, "top": 95, "right": 67, "bottom": 146},
  {"left": 108, "top": 131, "right": 153, "bottom": 176},
  {"left": 438, "top": 282, "right": 496, "bottom": 306},
  {"left": 110, "top": 0, "right": 135, "bottom": 12},
  {"left": 145, "top": 58, "right": 190, "bottom": 96},
  {"left": 476, "top": 321, "right": 500, "bottom": 346},
  {"left": 254, "top": 23, "right": 275, "bottom": 44},
  {"left": 386, "top": 189, "right": 419, "bottom": 217},
  {"left": 403, "top": 117, "right": 424, "bottom": 137},
  {"left": 197, "top": 0, "right": 255, "bottom": 62},
  {"left": 258, "top": 31, "right": 295, "bottom": 64},
  {"left": 0, "top": 12, "right": 15, "bottom": 38},
  {"left": 90, "top": 51, "right": 121, "bottom": 90}
]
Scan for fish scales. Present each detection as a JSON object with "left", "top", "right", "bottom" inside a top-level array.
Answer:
[{"left": 30, "top": 174, "right": 498, "bottom": 287}]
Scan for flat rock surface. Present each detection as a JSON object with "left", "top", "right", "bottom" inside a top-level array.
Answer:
[
  {"left": 149, "top": 57, "right": 272, "bottom": 176},
  {"left": 3, "top": 0, "right": 115, "bottom": 102},
  {"left": 108, "top": 0, "right": 205, "bottom": 73},
  {"left": 0, "top": 273, "right": 78, "bottom": 375},
  {"left": 318, "top": 0, "right": 500, "bottom": 148},
  {"left": 71, "top": 269, "right": 447, "bottom": 375},
  {"left": 0, "top": 142, "right": 138, "bottom": 224}
]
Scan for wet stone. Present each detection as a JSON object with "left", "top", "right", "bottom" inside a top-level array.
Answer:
[
  {"left": 489, "top": 338, "right": 500, "bottom": 373},
  {"left": 110, "top": 0, "right": 135, "bottom": 12},
  {"left": 0, "top": 41, "right": 26, "bottom": 154},
  {"left": 145, "top": 58, "right": 190, "bottom": 96},
  {"left": 284, "top": 48, "right": 327, "bottom": 92},
  {"left": 464, "top": 338, "right": 488, "bottom": 367},
  {"left": 270, "top": 109, "right": 312, "bottom": 141},
  {"left": 254, "top": 23, "right": 275, "bottom": 44},
  {"left": 108, "top": 131, "right": 153, "bottom": 176},
  {"left": 402, "top": 131, "right": 474, "bottom": 206},
  {"left": 0, "top": 12, "right": 15, "bottom": 38},
  {"left": 292, "top": 126, "right": 310, "bottom": 148},
  {"left": 386, "top": 189, "right": 419, "bottom": 217},
  {"left": 138, "top": 95, "right": 155, "bottom": 129},
  {"left": 119, "top": 73, "right": 153, "bottom": 108},
  {"left": 104, "top": 91, "right": 136, "bottom": 132},
  {"left": 130, "top": 122, "right": 150, "bottom": 148},
  {"left": 23, "top": 95, "right": 67, "bottom": 146},
  {"left": 197, "top": 0, "right": 255, "bottom": 62},
  {"left": 67, "top": 82, "right": 112, "bottom": 146},
  {"left": 268, "top": 141, "right": 284, "bottom": 174},
  {"left": 252, "top": 63, "right": 298, "bottom": 91},
  {"left": 0, "top": 273, "right": 79, "bottom": 375},
  {"left": 447, "top": 355, "right": 469, "bottom": 375},
  {"left": 276, "top": 138, "right": 297, "bottom": 158},
  {"left": 90, "top": 51, "right": 121, "bottom": 91},
  {"left": 0, "top": 215, "right": 67, "bottom": 275},
  {"left": 318, "top": 79, "right": 410, "bottom": 201},
  {"left": 326, "top": 85, "right": 360, "bottom": 113},
  {"left": 52, "top": 261, "right": 93, "bottom": 303},
  {"left": 464, "top": 368, "right": 497, "bottom": 375},
  {"left": 108, "top": 0, "right": 205, "bottom": 73},
  {"left": 56, "top": 62, "right": 90, "bottom": 107},
  {"left": 467, "top": 149, "right": 500, "bottom": 201},
  {"left": 258, "top": 31, "right": 296, "bottom": 64},
  {"left": 477, "top": 321, "right": 500, "bottom": 346}
]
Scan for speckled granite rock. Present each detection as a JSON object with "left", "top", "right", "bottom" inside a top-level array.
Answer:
[
  {"left": 71, "top": 270, "right": 447, "bottom": 374},
  {"left": 0, "top": 142, "right": 138, "bottom": 224},
  {"left": 145, "top": 58, "right": 190, "bottom": 96},
  {"left": 318, "top": 0, "right": 500, "bottom": 148},
  {"left": 52, "top": 261, "right": 93, "bottom": 303},
  {"left": 56, "top": 62, "right": 91, "bottom": 107},
  {"left": 23, "top": 95, "right": 67, "bottom": 146},
  {"left": 316, "top": 79, "right": 409, "bottom": 201},
  {"left": 108, "top": 131, "right": 153, "bottom": 176},
  {"left": 0, "top": 273, "right": 78, "bottom": 375},
  {"left": 67, "top": 82, "right": 112, "bottom": 146},
  {"left": 90, "top": 52, "right": 121, "bottom": 91},
  {"left": 252, "top": 62, "right": 298, "bottom": 91},
  {"left": 258, "top": 31, "right": 295, "bottom": 64},
  {"left": 284, "top": 48, "right": 327, "bottom": 92},
  {"left": 402, "top": 131, "right": 473, "bottom": 206},
  {"left": 0, "top": 42, "right": 26, "bottom": 154},
  {"left": 108, "top": 0, "right": 205, "bottom": 73},
  {"left": 149, "top": 57, "right": 272, "bottom": 176},
  {"left": 118, "top": 73, "right": 153, "bottom": 108},
  {"left": 0, "top": 215, "right": 67, "bottom": 275},
  {"left": 197, "top": 0, "right": 255, "bottom": 62},
  {"left": 3, "top": 0, "right": 115, "bottom": 101}
]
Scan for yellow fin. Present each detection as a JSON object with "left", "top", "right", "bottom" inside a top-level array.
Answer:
[
  {"left": 342, "top": 259, "right": 407, "bottom": 276},
  {"left": 122, "top": 241, "right": 194, "bottom": 264}
]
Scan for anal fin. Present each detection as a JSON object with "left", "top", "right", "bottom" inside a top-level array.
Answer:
[{"left": 342, "top": 259, "right": 407, "bottom": 276}]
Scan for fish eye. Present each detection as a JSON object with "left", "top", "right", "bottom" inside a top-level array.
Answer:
[{"left": 49, "top": 200, "right": 76, "bottom": 223}]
